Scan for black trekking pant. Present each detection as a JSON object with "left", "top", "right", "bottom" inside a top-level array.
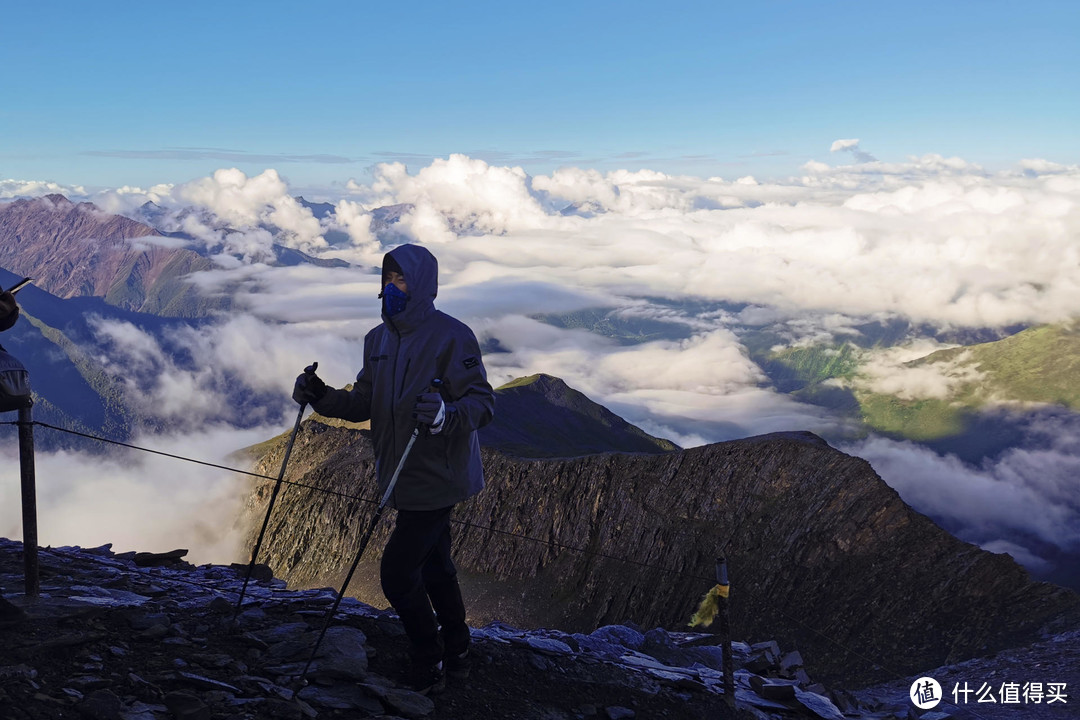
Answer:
[{"left": 381, "top": 505, "right": 469, "bottom": 664}]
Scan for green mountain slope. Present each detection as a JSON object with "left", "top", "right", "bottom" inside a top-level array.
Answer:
[
  {"left": 914, "top": 322, "right": 1080, "bottom": 406},
  {"left": 856, "top": 322, "right": 1080, "bottom": 440},
  {"left": 759, "top": 343, "right": 861, "bottom": 392}
]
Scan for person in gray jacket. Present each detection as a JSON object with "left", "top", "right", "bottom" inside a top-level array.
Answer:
[{"left": 293, "top": 243, "right": 494, "bottom": 693}]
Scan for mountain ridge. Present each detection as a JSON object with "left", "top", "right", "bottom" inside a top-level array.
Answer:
[
  {"left": 244, "top": 423, "right": 1079, "bottom": 686},
  {"left": 0, "top": 194, "right": 220, "bottom": 317}
]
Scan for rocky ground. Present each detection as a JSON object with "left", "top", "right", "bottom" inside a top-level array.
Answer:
[
  {"left": 855, "top": 629, "right": 1079, "bottom": 720},
  {"left": 1, "top": 539, "right": 1074, "bottom": 720},
  {"left": 0, "top": 539, "right": 872, "bottom": 720}
]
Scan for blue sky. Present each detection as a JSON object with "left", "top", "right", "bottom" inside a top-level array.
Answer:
[{"left": 1, "top": 0, "right": 1076, "bottom": 191}]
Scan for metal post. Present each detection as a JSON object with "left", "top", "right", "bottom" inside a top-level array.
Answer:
[
  {"left": 717, "top": 557, "right": 735, "bottom": 715},
  {"left": 17, "top": 404, "right": 38, "bottom": 598}
]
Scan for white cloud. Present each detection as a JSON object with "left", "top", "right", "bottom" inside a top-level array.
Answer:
[
  {"left": 845, "top": 426, "right": 1080, "bottom": 571},
  {"left": 371, "top": 154, "right": 551, "bottom": 238},
  {"left": 10, "top": 152, "right": 1080, "bottom": 397},
  {"left": 86, "top": 169, "right": 331, "bottom": 258},
  {"left": 475, "top": 318, "right": 843, "bottom": 443},
  {"left": 172, "top": 168, "right": 327, "bottom": 251},
  {"left": 45, "top": 149, "right": 1078, "bottom": 441},
  {"left": 330, "top": 200, "right": 379, "bottom": 253},
  {"left": 980, "top": 540, "right": 1051, "bottom": 573},
  {"left": 854, "top": 341, "right": 986, "bottom": 401},
  {"left": 801, "top": 153, "right": 985, "bottom": 192},
  {"left": 0, "top": 424, "right": 283, "bottom": 565},
  {"left": 829, "top": 138, "right": 876, "bottom": 163},
  {"left": 92, "top": 184, "right": 175, "bottom": 215},
  {"left": 830, "top": 139, "right": 861, "bottom": 153},
  {"left": 1017, "top": 158, "right": 1076, "bottom": 175},
  {"left": 125, "top": 234, "right": 192, "bottom": 252},
  {"left": 84, "top": 310, "right": 374, "bottom": 429},
  {"left": 0, "top": 178, "right": 86, "bottom": 199},
  {"left": 19, "top": 149, "right": 1077, "bottom": 332}
]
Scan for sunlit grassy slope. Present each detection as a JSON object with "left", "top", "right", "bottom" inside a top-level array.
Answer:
[
  {"left": 854, "top": 322, "right": 1080, "bottom": 440},
  {"left": 752, "top": 321, "right": 1080, "bottom": 442}
]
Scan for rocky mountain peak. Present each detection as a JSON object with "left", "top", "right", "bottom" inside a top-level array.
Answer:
[
  {"left": 479, "top": 374, "right": 678, "bottom": 457},
  {"left": 506, "top": 372, "right": 573, "bottom": 397},
  {"left": 41, "top": 193, "right": 73, "bottom": 206}
]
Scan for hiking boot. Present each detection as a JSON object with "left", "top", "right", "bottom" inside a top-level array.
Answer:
[
  {"left": 408, "top": 660, "right": 445, "bottom": 695},
  {"left": 446, "top": 648, "right": 471, "bottom": 680}
]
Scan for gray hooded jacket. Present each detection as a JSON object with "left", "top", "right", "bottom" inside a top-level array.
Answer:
[{"left": 312, "top": 244, "right": 495, "bottom": 510}]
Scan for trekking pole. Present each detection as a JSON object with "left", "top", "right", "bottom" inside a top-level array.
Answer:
[
  {"left": 716, "top": 557, "right": 735, "bottom": 716},
  {"left": 294, "top": 379, "right": 441, "bottom": 690},
  {"left": 234, "top": 361, "right": 318, "bottom": 617}
]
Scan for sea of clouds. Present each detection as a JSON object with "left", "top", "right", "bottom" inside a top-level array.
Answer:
[{"left": 1, "top": 142, "right": 1078, "bottom": 582}]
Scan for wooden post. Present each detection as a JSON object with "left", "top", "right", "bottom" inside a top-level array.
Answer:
[
  {"left": 717, "top": 557, "right": 735, "bottom": 715},
  {"left": 17, "top": 404, "right": 38, "bottom": 598}
]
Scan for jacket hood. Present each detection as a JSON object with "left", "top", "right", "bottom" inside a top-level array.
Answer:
[{"left": 382, "top": 244, "right": 438, "bottom": 331}]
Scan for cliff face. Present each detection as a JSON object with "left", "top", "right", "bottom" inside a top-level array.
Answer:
[
  {"left": 0, "top": 195, "right": 217, "bottom": 316},
  {"left": 245, "top": 423, "right": 1079, "bottom": 685}
]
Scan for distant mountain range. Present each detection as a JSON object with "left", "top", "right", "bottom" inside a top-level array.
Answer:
[
  {"left": 752, "top": 320, "right": 1080, "bottom": 463},
  {"left": 0, "top": 263, "right": 288, "bottom": 446},
  {"left": 0, "top": 194, "right": 351, "bottom": 319},
  {"left": 0, "top": 195, "right": 220, "bottom": 317},
  {"left": 9, "top": 194, "right": 1073, "bottom": 456},
  {"left": 0, "top": 266, "right": 160, "bottom": 442},
  {"left": 535, "top": 305, "right": 1080, "bottom": 460},
  {"left": 4, "top": 192, "right": 1078, "bottom": 594}
]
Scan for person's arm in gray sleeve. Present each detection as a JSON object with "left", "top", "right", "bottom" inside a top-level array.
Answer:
[
  {"left": 312, "top": 368, "right": 373, "bottom": 422},
  {"left": 307, "top": 336, "right": 374, "bottom": 423},
  {"left": 437, "top": 327, "right": 495, "bottom": 434}
]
